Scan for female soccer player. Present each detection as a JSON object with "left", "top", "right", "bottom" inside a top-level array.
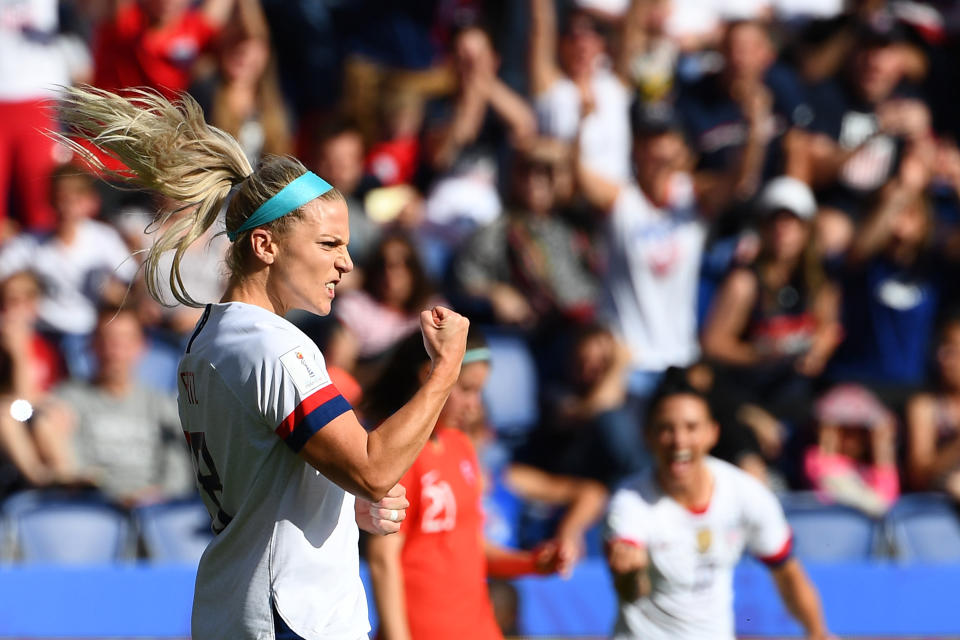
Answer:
[
  {"left": 364, "top": 331, "right": 569, "bottom": 640},
  {"left": 605, "top": 370, "right": 832, "bottom": 640},
  {"left": 57, "top": 86, "right": 470, "bottom": 640}
]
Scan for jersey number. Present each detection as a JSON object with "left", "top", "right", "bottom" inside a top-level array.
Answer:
[
  {"left": 186, "top": 432, "right": 233, "bottom": 534},
  {"left": 421, "top": 478, "right": 457, "bottom": 533}
]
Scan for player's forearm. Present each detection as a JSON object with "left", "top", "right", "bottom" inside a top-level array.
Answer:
[
  {"left": 368, "top": 544, "right": 413, "bottom": 640},
  {"left": 774, "top": 560, "right": 829, "bottom": 639},
  {"left": 364, "top": 363, "right": 460, "bottom": 497}
]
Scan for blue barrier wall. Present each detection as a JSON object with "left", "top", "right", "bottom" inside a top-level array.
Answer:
[{"left": 1, "top": 560, "right": 959, "bottom": 637}]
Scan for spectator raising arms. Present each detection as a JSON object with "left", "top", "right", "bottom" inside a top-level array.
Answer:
[
  {"left": 577, "top": 103, "right": 763, "bottom": 397},
  {"left": 528, "top": 0, "right": 632, "bottom": 183}
]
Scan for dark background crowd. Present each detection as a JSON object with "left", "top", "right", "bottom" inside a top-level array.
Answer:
[{"left": 3, "top": 0, "right": 960, "bottom": 569}]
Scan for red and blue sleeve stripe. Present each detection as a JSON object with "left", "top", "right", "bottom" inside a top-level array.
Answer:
[
  {"left": 275, "top": 384, "right": 352, "bottom": 452},
  {"left": 757, "top": 532, "right": 794, "bottom": 567}
]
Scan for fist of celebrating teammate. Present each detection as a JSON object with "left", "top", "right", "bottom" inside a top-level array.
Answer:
[
  {"left": 420, "top": 306, "right": 469, "bottom": 370},
  {"left": 355, "top": 483, "right": 409, "bottom": 535}
]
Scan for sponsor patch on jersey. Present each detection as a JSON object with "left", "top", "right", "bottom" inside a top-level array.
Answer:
[{"left": 279, "top": 347, "right": 329, "bottom": 395}]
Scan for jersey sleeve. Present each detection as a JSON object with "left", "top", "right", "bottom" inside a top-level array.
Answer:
[
  {"left": 261, "top": 344, "right": 352, "bottom": 453},
  {"left": 741, "top": 475, "right": 793, "bottom": 566},
  {"left": 605, "top": 483, "right": 650, "bottom": 548}
]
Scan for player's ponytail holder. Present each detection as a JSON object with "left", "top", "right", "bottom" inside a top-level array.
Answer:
[
  {"left": 227, "top": 171, "right": 333, "bottom": 242},
  {"left": 462, "top": 347, "right": 491, "bottom": 365}
]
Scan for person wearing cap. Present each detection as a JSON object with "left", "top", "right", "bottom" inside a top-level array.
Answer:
[
  {"left": 56, "top": 85, "right": 471, "bottom": 640},
  {"left": 804, "top": 383, "right": 900, "bottom": 517},
  {"left": 701, "top": 176, "right": 842, "bottom": 462},
  {"left": 365, "top": 330, "right": 568, "bottom": 640}
]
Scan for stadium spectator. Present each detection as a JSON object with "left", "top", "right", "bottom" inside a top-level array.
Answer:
[
  {"left": 576, "top": 103, "right": 755, "bottom": 399},
  {"left": 906, "top": 315, "right": 960, "bottom": 502},
  {"left": 0, "top": 165, "right": 135, "bottom": 378},
  {"left": 55, "top": 85, "right": 470, "bottom": 639},
  {"left": 701, "top": 176, "right": 842, "bottom": 451},
  {"left": 29, "top": 306, "right": 193, "bottom": 506},
  {"left": 804, "top": 383, "right": 899, "bottom": 517},
  {"left": 803, "top": 20, "right": 933, "bottom": 254},
  {"left": 421, "top": 23, "right": 535, "bottom": 242},
  {"left": 452, "top": 139, "right": 598, "bottom": 331},
  {"left": 190, "top": 2, "right": 293, "bottom": 166},
  {"left": 364, "top": 330, "right": 568, "bottom": 640},
  {"left": 514, "top": 324, "right": 642, "bottom": 488},
  {"left": 92, "top": 0, "right": 240, "bottom": 99},
  {"left": 528, "top": 0, "right": 632, "bottom": 183},
  {"left": 675, "top": 19, "right": 810, "bottom": 198},
  {"left": 0, "top": 270, "right": 64, "bottom": 492},
  {"left": 0, "top": 0, "right": 89, "bottom": 233},
  {"left": 326, "top": 232, "right": 442, "bottom": 386},
  {"left": 828, "top": 138, "right": 957, "bottom": 405},
  {"left": 605, "top": 371, "right": 831, "bottom": 640}
]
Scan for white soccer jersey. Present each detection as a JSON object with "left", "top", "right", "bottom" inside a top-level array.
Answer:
[
  {"left": 602, "top": 177, "right": 707, "bottom": 372},
  {"left": 606, "top": 457, "right": 792, "bottom": 640},
  {"left": 177, "top": 301, "right": 368, "bottom": 640}
]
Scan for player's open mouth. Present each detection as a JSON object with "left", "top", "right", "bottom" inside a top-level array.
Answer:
[
  {"left": 326, "top": 281, "right": 337, "bottom": 298},
  {"left": 669, "top": 450, "right": 692, "bottom": 474}
]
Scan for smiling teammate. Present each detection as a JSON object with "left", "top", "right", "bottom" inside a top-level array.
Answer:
[{"left": 605, "top": 369, "right": 831, "bottom": 640}]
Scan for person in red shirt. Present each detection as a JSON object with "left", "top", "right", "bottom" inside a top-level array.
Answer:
[
  {"left": 365, "top": 330, "right": 567, "bottom": 640},
  {"left": 92, "top": 0, "right": 239, "bottom": 99}
]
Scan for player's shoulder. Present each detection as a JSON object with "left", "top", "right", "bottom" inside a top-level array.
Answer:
[
  {"left": 708, "top": 456, "right": 779, "bottom": 506},
  {"left": 609, "top": 469, "right": 657, "bottom": 510},
  {"left": 211, "top": 302, "right": 315, "bottom": 358}
]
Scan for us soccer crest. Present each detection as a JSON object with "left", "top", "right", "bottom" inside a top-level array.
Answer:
[{"left": 696, "top": 527, "right": 712, "bottom": 554}]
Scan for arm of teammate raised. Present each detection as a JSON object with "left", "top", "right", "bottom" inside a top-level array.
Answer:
[
  {"left": 299, "top": 307, "right": 469, "bottom": 501},
  {"left": 367, "top": 531, "right": 413, "bottom": 640},
  {"left": 770, "top": 558, "right": 831, "bottom": 640}
]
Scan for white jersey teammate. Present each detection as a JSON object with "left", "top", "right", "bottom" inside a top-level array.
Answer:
[{"left": 605, "top": 373, "right": 831, "bottom": 640}]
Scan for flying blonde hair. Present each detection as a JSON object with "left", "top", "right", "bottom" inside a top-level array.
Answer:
[{"left": 55, "top": 85, "right": 342, "bottom": 308}]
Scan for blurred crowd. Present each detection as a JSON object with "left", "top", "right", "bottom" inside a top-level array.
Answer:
[{"left": 3, "top": 0, "right": 960, "bottom": 563}]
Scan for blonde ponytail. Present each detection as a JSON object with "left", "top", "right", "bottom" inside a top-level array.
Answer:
[{"left": 56, "top": 85, "right": 342, "bottom": 308}]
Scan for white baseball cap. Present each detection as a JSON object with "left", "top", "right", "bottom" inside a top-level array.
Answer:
[{"left": 757, "top": 176, "right": 817, "bottom": 221}]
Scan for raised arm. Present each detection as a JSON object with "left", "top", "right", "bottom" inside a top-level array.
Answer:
[
  {"left": 487, "top": 78, "right": 537, "bottom": 146},
  {"left": 202, "top": 0, "right": 239, "bottom": 29},
  {"left": 614, "top": 0, "right": 647, "bottom": 83},
  {"left": 770, "top": 558, "right": 831, "bottom": 640},
  {"left": 299, "top": 307, "right": 469, "bottom": 501},
  {"left": 529, "top": 0, "right": 562, "bottom": 96}
]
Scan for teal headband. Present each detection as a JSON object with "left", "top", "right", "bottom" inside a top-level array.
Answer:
[
  {"left": 227, "top": 171, "right": 333, "bottom": 242},
  {"left": 462, "top": 347, "right": 491, "bottom": 365}
]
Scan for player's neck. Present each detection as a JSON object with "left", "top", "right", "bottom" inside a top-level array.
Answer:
[{"left": 657, "top": 462, "right": 714, "bottom": 512}]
